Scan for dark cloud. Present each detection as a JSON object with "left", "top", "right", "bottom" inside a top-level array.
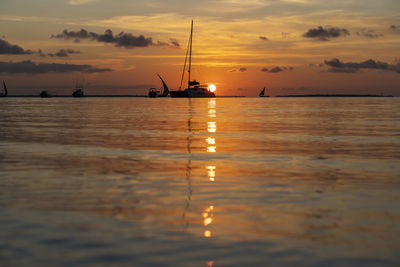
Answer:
[
  {"left": 259, "top": 36, "right": 268, "bottom": 41},
  {"left": 237, "top": 88, "right": 247, "bottom": 91},
  {"left": 48, "top": 49, "right": 80, "bottom": 57},
  {"left": 52, "top": 29, "right": 178, "bottom": 49},
  {"left": 261, "top": 66, "right": 294, "bottom": 73},
  {"left": 0, "top": 60, "right": 112, "bottom": 74},
  {"left": 38, "top": 49, "right": 46, "bottom": 57},
  {"left": 0, "top": 39, "right": 33, "bottom": 54},
  {"left": 324, "top": 58, "right": 400, "bottom": 74},
  {"left": 269, "top": 66, "right": 283, "bottom": 73},
  {"left": 389, "top": 25, "right": 400, "bottom": 34},
  {"left": 303, "top": 26, "right": 349, "bottom": 41},
  {"left": 356, "top": 29, "right": 383, "bottom": 38},
  {"left": 229, "top": 67, "right": 247, "bottom": 72},
  {"left": 169, "top": 38, "right": 180, "bottom": 47}
]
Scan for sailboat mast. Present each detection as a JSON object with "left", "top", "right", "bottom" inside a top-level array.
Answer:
[{"left": 188, "top": 20, "right": 193, "bottom": 88}]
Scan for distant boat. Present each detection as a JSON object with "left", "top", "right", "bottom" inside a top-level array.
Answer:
[
  {"left": 148, "top": 74, "right": 170, "bottom": 97},
  {"left": 148, "top": 88, "right": 159, "bottom": 98},
  {"left": 40, "top": 91, "right": 52, "bottom": 98},
  {"left": 170, "top": 20, "right": 215, "bottom": 98},
  {"left": 1, "top": 80, "right": 8, "bottom": 97},
  {"left": 72, "top": 80, "right": 84, "bottom": 97},
  {"left": 259, "top": 87, "right": 269, "bottom": 97}
]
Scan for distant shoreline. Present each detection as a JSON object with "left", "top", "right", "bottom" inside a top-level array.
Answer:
[
  {"left": 276, "top": 94, "right": 394, "bottom": 97},
  {"left": 2, "top": 94, "right": 395, "bottom": 98}
]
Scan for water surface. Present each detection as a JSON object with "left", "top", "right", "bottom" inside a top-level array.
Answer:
[{"left": 0, "top": 97, "right": 399, "bottom": 266}]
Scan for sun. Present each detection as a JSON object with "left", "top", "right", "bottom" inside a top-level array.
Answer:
[{"left": 208, "top": 84, "right": 216, "bottom": 92}]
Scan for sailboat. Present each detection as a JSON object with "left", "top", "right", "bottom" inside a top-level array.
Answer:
[
  {"left": 40, "top": 90, "right": 52, "bottom": 98},
  {"left": 259, "top": 87, "right": 269, "bottom": 97},
  {"left": 170, "top": 20, "right": 215, "bottom": 98},
  {"left": 72, "top": 79, "right": 84, "bottom": 97},
  {"left": 1, "top": 80, "right": 8, "bottom": 97},
  {"left": 148, "top": 74, "right": 170, "bottom": 97}
]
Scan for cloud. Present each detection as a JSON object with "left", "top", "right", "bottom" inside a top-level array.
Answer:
[
  {"left": 0, "top": 39, "right": 33, "bottom": 54},
  {"left": 169, "top": 38, "right": 180, "bottom": 47},
  {"left": 356, "top": 29, "right": 383, "bottom": 38},
  {"left": 48, "top": 49, "right": 80, "bottom": 57},
  {"left": 67, "top": 0, "right": 97, "bottom": 5},
  {"left": 237, "top": 88, "right": 247, "bottom": 91},
  {"left": 259, "top": 36, "right": 268, "bottom": 41},
  {"left": 324, "top": 58, "right": 400, "bottom": 74},
  {"left": 269, "top": 66, "right": 283, "bottom": 73},
  {"left": 38, "top": 49, "right": 46, "bottom": 57},
  {"left": 303, "top": 26, "right": 349, "bottom": 41},
  {"left": 0, "top": 60, "right": 112, "bottom": 74},
  {"left": 229, "top": 67, "right": 247, "bottom": 72},
  {"left": 261, "top": 66, "right": 293, "bottom": 73},
  {"left": 52, "top": 29, "right": 178, "bottom": 49}
]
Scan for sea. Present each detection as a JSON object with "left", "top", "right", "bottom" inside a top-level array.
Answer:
[{"left": 0, "top": 97, "right": 399, "bottom": 266}]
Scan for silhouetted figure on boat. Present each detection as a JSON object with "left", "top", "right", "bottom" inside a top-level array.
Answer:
[{"left": 1, "top": 80, "right": 8, "bottom": 97}]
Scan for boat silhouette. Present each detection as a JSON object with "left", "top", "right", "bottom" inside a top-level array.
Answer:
[
  {"left": 1, "top": 80, "right": 8, "bottom": 97},
  {"left": 259, "top": 87, "right": 269, "bottom": 97},
  {"left": 148, "top": 74, "right": 170, "bottom": 97},
  {"left": 170, "top": 20, "right": 215, "bottom": 98},
  {"left": 72, "top": 79, "right": 84, "bottom": 97},
  {"left": 40, "top": 90, "right": 52, "bottom": 98}
]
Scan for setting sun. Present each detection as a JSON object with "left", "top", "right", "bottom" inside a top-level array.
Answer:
[{"left": 208, "top": 84, "right": 216, "bottom": 92}]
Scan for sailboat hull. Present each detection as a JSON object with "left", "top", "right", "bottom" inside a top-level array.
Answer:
[{"left": 170, "top": 90, "right": 189, "bottom": 97}]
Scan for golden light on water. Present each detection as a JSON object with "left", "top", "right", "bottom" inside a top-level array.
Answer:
[
  {"left": 208, "top": 122, "right": 216, "bottom": 133},
  {"left": 204, "top": 230, "right": 212, "bottom": 238},
  {"left": 206, "top": 137, "right": 215, "bottom": 145},
  {"left": 207, "top": 166, "right": 216, "bottom": 181},
  {"left": 208, "top": 84, "right": 216, "bottom": 92}
]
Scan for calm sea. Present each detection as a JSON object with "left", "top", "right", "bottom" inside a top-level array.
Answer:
[{"left": 0, "top": 97, "right": 399, "bottom": 266}]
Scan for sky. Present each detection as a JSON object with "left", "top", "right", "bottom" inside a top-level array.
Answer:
[{"left": 0, "top": 0, "right": 399, "bottom": 96}]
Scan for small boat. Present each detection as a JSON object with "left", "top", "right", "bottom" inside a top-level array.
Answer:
[
  {"left": 148, "top": 88, "right": 159, "bottom": 97},
  {"left": 170, "top": 20, "right": 215, "bottom": 98},
  {"left": 72, "top": 80, "right": 84, "bottom": 97},
  {"left": 148, "top": 74, "right": 170, "bottom": 97},
  {"left": 40, "top": 91, "right": 52, "bottom": 98},
  {"left": 1, "top": 80, "right": 8, "bottom": 97},
  {"left": 157, "top": 74, "right": 169, "bottom": 97},
  {"left": 259, "top": 87, "right": 269, "bottom": 97}
]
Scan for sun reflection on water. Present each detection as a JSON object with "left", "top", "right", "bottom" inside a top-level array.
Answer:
[{"left": 204, "top": 99, "right": 217, "bottom": 245}]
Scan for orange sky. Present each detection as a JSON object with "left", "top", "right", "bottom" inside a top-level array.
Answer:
[{"left": 1, "top": 0, "right": 399, "bottom": 96}]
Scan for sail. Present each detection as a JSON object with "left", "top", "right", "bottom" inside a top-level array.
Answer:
[
  {"left": 259, "top": 87, "right": 265, "bottom": 97},
  {"left": 1, "top": 80, "right": 8, "bottom": 97},
  {"left": 157, "top": 74, "right": 169, "bottom": 96}
]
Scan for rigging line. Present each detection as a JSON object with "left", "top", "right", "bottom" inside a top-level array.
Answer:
[{"left": 179, "top": 25, "right": 192, "bottom": 90}]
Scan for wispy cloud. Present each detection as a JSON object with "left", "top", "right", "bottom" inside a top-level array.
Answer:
[
  {"left": 356, "top": 29, "right": 383, "bottom": 38},
  {"left": 48, "top": 49, "right": 80, "bottom": 57},
  {"left": 261, "top": 66, "right": 294, "bottom": 73},
  {"left": 0, "top": 60, "right": 112, "bottom": 74},
  {"left": 67, "top": 0, "right": 98, "bottom": 5},
  {"left": 229, "top": 67, "right": 247, "bottom": 72}
]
